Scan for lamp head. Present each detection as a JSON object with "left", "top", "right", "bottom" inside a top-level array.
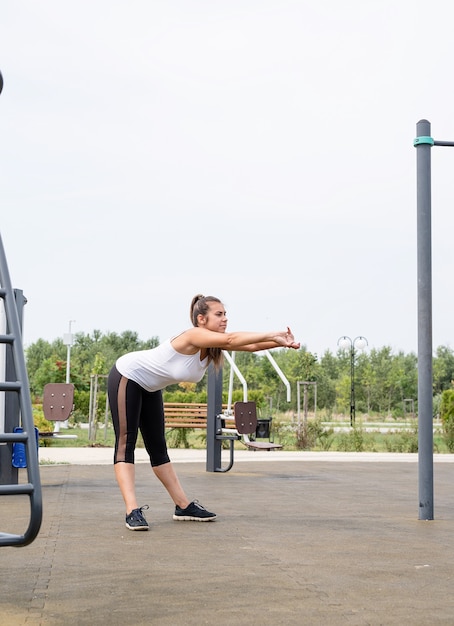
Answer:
[
  {"left": 354, "top": 336, "right": 368, "bottom": 350},
  {"left": 337, "top": 336, "right": 352, "bottom": 351}
]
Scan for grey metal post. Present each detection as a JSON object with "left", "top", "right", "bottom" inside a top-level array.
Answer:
[
  {"left": 415, "top": 119, "right": 434, "bottom": 520},
  {"left": 206, "top": 363, "right": 222, "bottom": 472}
]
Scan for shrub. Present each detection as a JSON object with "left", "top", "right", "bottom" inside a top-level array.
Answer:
[
  {"left": 295, "top": 419, "right": 333, "bottom": 450},
  {"left": 166, "top": 428, "right": 192, "bottom": 448},
  {"left": 33, "top": 405, "right": 53, "bottom": 432},
  {"left": 440, "top": 389, "right": 454, "bottom": 452},
  {"left": 384, "top": 428, "right": 418, "bottom": 453}
]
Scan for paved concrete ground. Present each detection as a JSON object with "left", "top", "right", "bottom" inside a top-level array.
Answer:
[{"left": 1, "top": 449, "right": 454, "bottom": 625}]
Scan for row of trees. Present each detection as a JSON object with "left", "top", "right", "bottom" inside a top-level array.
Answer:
[{"left": 25, "top": 330, "right": 454, "bottom": 419}]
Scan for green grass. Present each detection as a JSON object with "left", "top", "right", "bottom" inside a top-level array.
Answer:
[
  {"left": 39, "top": 426, "right": 117, "bottom": 448},
  {"left": 40, "top": 421, "right": 453, "bottom": 454}
]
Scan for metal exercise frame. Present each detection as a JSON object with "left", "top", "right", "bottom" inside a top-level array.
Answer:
[
  {"left": 206, "top": 350, "right": 290, "bottom": 472},
  {"left": 0, "top": 233, "right": 42, "bottom": 546}
]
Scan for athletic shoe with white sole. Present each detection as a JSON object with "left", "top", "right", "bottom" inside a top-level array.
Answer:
[
  {"left": 173, "top": 500, "right": 216, "bottom": 522},
  {"left": 125, "top": 505, "right": 149, "bottom": 530}
]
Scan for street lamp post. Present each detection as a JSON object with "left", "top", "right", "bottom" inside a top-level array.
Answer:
[
  {"left": 55, "top": 320, "right": 75, "bottom": 433},
  {"left": 337, "top": 336, "right": 368, "bottom": 426},
  {"left": 63, "top": 320, "right": 76, "bottom": 385}
]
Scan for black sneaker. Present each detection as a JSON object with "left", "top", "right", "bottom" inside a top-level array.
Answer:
[
  {"left": 125, "top": 505, "right": 149, "bottom": 531},
  {"left": 173, "top": 500, "right": 216, "bottom": 522}
]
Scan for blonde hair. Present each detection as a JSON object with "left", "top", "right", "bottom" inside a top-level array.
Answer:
[{"left": 190, "top": 294, "right": 224, "bottom": 369}]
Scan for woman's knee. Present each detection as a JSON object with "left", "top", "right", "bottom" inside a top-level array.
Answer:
[{"left": 150, "top": 452, "right": 171, "bottom": 467}]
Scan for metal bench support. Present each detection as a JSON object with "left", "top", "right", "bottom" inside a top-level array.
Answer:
[{"left": 206, "top": 364, "right": 238, "bottom": 472}]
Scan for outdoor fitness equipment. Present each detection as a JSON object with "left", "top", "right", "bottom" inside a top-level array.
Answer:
[
  {"left": 206, "top": 350, "right": 288, "bottom": 472},
  {"left": 414, "top": 119, "right": 454, "bottom": 521},
  {"left": 0, "top": 233, "right": 42, "bottom": 546}
]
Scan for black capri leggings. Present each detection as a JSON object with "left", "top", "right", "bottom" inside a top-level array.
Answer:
[{"left": 107, "top": 365, "right": 170, "bottom": 467}]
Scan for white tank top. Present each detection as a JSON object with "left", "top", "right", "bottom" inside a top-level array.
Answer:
[{"left": 115, "top": 337, "right": 209, "bottom": 392}]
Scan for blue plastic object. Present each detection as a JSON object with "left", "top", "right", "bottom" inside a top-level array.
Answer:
[{"left": 12, "top": 427, "right": 39, "bottom": 468}]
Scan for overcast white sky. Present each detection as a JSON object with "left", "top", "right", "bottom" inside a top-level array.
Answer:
[{"left": 1, "top": 1, "right": 454, "bottom": 357}]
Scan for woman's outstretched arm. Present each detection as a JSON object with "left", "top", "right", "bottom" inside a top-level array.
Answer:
[{"left": 172, "top": 327, "right": 300, "bottom": 354}]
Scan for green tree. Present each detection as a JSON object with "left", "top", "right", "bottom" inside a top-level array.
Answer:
[
  {"left": 27, "top": 339, "right": 66, "bottom": 396},
  {"left": 24, "top": 328, "right": 454, "bottom": 424},
  {"left": 367, "top": 347, "right": 394, "bottom": 414},
  {"left": 439, "top": 388, "right": 454, "bottom": 451},
  {"left": 433, "top": 346, "right": 454, "bottom": 395},
  {"left": 317, "top": 350, "right": 340, "bottom": 410},
  {"left": 26, "top": 330, "right": 159, "bottom": 398},
  {"left": 32, "top": 356, "right": 67, "bottom": 393}
]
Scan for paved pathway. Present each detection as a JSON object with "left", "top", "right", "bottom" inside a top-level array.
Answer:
[
  {"left": 37, "top": 446, "right": 454, "bottom": 465},
  {"left": 1, "top": 449, "right": 454, "bottom": 625}
]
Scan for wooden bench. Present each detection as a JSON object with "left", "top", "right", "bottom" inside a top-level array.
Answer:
[
  {"left": 163, "top": 402, "right": 233, "bottom": 430},
  {"left": 164, "top": 402, "right": 210, "bottom": 429}
]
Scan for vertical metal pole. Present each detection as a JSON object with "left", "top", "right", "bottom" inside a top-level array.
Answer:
[
  {"left": 206, "top": 363, "right": 223, "bottom": 472},
  {"left": 64, "top": 320, "right": 75, "bottom": 384},
  {"left": 296, "top": 381, "right": 301, "bottom": 428},
  {"left": 303, "top": 383, "right": 308, "bottom": 426},
  {"left": 57, "top": 320, "right": 74, "bottom": 433},
  {"left": 416, "top": 119, "right": 434, "bottom": 520},
  {"left": 350, "top": 346, "right": 355, "bottom": 426}
]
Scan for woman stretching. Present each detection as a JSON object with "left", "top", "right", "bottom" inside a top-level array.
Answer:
[{"left": 107, "top": 294, "right": 300, "bottom": 531}]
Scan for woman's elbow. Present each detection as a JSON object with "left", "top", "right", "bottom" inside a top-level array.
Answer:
[{"left": 237, "top": 344, "right": 257, "bottom": 353}]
